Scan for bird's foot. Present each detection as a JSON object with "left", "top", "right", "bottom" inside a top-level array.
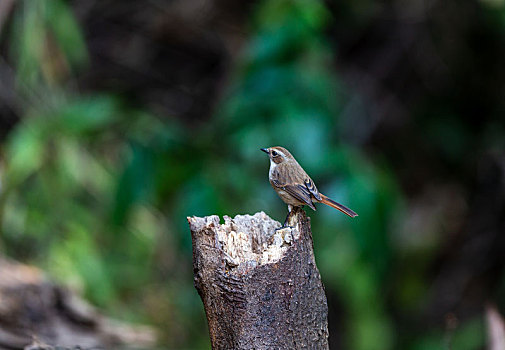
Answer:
[{"left": 275, "top": 224, "right": 294, "bottom": 232}]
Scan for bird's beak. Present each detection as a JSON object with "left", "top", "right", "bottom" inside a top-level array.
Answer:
[{"left": 260, "top": 148, "right": 269, "bottom": 154}]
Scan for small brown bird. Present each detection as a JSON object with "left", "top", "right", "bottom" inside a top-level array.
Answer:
[{"left": 261, "top": 146, "right": 358, "bottom": 226}]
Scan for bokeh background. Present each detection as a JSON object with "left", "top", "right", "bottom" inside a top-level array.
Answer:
[{"left": 0, "top": 0, "right": 505, "bottom": 349}]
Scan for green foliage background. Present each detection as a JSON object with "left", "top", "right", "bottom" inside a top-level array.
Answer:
[{"left": 0, "top": 0, "right": 504, "bottom": 349}]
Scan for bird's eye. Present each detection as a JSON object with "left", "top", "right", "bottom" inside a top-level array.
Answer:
[{"left": 271, "top": 150, "right": 278, "bottom": 157}]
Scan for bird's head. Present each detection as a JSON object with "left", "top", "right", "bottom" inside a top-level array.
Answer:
[{"left": 260, "top": 146, "right": 293, "bottom": 164}]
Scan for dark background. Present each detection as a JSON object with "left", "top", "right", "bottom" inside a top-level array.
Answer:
[{"left": 0, "top": 0, "right": 504, "bottom": 348}]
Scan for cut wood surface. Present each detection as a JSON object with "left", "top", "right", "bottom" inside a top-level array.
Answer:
[{"left": 188, "top": 208, "right": 329, "bottom": 350}]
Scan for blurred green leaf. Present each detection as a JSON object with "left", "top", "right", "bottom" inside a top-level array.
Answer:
[
  {"left": 49, "top": 222, "right": 115, "bottom": 306},
  {"left": 45, "top": 0, "right": 88, "bottom": 69},
  {"left": 452, "top": 317, "right": 485, "bottom": 350},
  {"left": 11, "top": 0, "right": 87, "bottom": 88},
  {"left": 56, "top": 95, "right": 118, "bottom": 134},
  {"left": 12, "top": 1, "right": 45, "bottom": 85},
  {"left": 5, "top": 121, "right": 45, "bottom": 184},
  {"left": 112, "top": 143, "right": 155, "bottom": 226}
]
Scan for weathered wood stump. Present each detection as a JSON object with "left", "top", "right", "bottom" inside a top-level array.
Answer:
[{"left": 188, "top": 207, "right": 329, "bottom": 350}]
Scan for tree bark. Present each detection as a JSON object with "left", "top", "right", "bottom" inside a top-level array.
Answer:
[{"left": 188, "top": 207, "right": 329, "bottom": 350}]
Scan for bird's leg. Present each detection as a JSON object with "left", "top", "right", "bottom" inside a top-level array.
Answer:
[
  {"left": 279, "top": 205, "right": 294, "bottom": 229},
  {"left": 282, "top": 214, "right": 290, "bottom": 228}
]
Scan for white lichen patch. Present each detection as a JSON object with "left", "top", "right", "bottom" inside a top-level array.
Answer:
[
  {"left": 259, "top": 227, "right": 293, "bottom": 264},
  {"left": 195, "top": 211, "right": 301, "bottom": 271},
  {"left": 219, "top": 230, "right": 252, "bottom": 267}
]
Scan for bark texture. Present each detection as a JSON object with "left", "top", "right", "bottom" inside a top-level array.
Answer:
[{"left": 188, "top": 208, "right": 329, "bottom": 350}]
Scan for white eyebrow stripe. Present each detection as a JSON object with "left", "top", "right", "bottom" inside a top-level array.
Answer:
[{"left": 273, "top": 149, "right": 285, "bottom": 157}]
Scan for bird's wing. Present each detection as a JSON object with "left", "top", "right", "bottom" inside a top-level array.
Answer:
[
  {"left": 304, "top": 178, "right": 322, "bottom": 201},
  {"left": 271, "top": 179, "right": 316, "bottom": 210}
]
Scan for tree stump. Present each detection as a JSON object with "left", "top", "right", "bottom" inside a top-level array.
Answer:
[{"left": 188, "top": 207, "right": 329, "bottom": 350}]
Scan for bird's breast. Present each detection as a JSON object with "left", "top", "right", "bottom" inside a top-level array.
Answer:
[{"left": 269, "top": 160, "right": 277, "bottom": 179}]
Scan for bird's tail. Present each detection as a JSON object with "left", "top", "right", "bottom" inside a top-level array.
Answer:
[{"left": 319, "top": 194, "right": 358, "bottom": 218}]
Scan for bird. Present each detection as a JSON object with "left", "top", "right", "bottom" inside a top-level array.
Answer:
[{"left": 261, "top": 146, "right": 358, "bottom": 226}]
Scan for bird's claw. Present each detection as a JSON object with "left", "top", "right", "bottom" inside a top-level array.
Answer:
[{"left": 275, "top": 225, "right": 293, "bottom": 232}]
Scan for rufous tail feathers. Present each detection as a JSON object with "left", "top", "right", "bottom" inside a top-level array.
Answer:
[{"left": 319, "top": 194, "right": 358, "bottom": 218}]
